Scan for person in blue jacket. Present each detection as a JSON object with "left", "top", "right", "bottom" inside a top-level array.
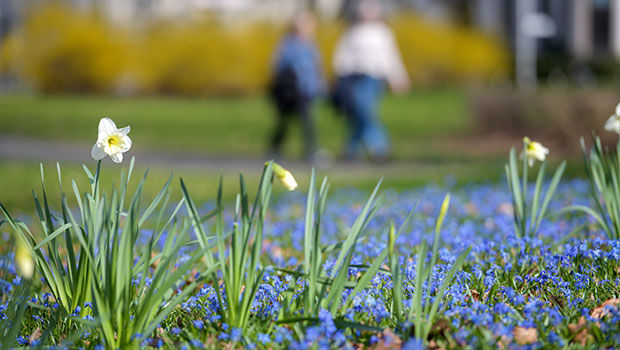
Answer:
[{"left": 269, "top": 11, "right": 325, "bottom": 161}]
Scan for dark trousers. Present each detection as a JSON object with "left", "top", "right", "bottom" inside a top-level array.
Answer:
[
  {"left": 335, "top": 74, "right": 389, "bottom": 159},
  {"left": 270, "top": 100, "right": 316, "bottom": 159}
]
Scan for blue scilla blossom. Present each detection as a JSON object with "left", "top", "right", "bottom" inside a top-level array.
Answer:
[
  {"left": 547, "top": 331, "right": 564, "bottom": 346},
  {"left": 402, "top": 338, "right": 424, "bottom": 350},
  {"left": 192, "top": 319, "right": 204, "bottom": 329},
  {"left": 252, "top": 283, "right": 281, "bottom": 318},
  {"left": 16, "top": 335, "right": 28, "bottom": 345},
  {"left": 230, "top": 328, "right": 242, "bottom": 342},
  {"left": 70, "top": 306, "right": 81, "bottom": 317},
  {"left": 12, "top": 276, "right": 22, "bottom": 286},
  {"left": 189, "top": 339, "right": 204, "bottom": 348},
  {"left": 257, "top": 333, "right": 270, "bottom": 345},
  {"left": 273, "top": 326, "right": 293, "bottom": 344}
]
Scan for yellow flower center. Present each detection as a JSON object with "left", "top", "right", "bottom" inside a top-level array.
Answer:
[{"left": 107, "top": 135, "right": 120, "bottom": 147}]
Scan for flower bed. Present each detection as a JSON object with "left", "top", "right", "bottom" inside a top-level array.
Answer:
[{"left": 1, "top": 115, "right": 619, "bottom": 349}]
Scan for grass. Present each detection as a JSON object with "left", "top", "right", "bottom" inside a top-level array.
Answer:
[
  {"left": 0, "top": 159, "right": 509, "bottom": 215},
  {"left": 0, "top": 88, "right": 587, "bottom": 213},
  {"left": 0, "top": 89, "right": 468, "bottom": 160}
]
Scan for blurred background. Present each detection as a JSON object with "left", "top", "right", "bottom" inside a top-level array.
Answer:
[{"left": 1, "top": 0, "right": 620, "bottom": 212}]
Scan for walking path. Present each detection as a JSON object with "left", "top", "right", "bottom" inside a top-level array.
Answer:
[{"left": 0, "top": 134, "right": 427, "bottom": 175}]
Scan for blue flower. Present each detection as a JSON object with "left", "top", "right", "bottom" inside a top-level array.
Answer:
[
  {"left": 16, "top": 336, "right": 28, "bottom": 345},
  {"left": 257, "top": 333, "right": 270, "bottom": 344}
]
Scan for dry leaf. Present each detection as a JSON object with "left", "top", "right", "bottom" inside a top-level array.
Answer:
[
  {"left": 150, "top": 251, "right": 160, "bottom": 269},
  {"left": 370, "top": 329, "right": 402, "bottom": 350},
  {"left": 568, "top": 316, "right": 589, "bottom": 346},
  {"left": 29, "top": 327, "right": 43, "bottom": 343},
  {"left": 497, "top": 335, "right": 511, "bottom": 349},
  {"left": 428, "top": 339, "right": 446, "bottom": 350},
  {"left": 590, "top": 298, "right": 620, "bottom": 320},
  {"left": 512, "top": 326, "right": 537, "bottom": 345},
  {"left": 465, "top": 202, "right": 478, "bottom": 215},
  {"left": 497, "top": 202, "right": 513, "bottom": 216},
  {"left": 429, "top": 319, "right": 450, "bottom": 338}
]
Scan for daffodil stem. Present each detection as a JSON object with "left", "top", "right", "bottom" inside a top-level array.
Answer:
[{"left": 93, "top": 160, "right": 101, "bottom": 197}]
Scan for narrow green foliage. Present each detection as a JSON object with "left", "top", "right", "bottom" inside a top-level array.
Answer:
[
  {"left": 0, "top": 242, "right": 31, "bottom": 349},
  {"left": 505, "top": 142, "right": 566, "bottom": 238},
  {"left": 1, "top": 158, "right": 203, "bottom": 348},
  {"left": 578, "top": 136, "right": 620, "bottom": 239},
  {"left": 277, "top": 170, "right": 386, "bottom": 330},
  {"left": 395, "top": 194, "right": 471, "bottom": 342},
  {"left": 385, "top": 207, "right": 417, "bottom": 322},
  {"left": 322, "top": 179, "right": 384, "bottom": 316},
  {"left": 181, "top": 162, "right": 274, "bottom": 329}
]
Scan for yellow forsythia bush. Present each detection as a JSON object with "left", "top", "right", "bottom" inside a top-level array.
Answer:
[
  {"left": 391, "top": 14, "right": 509, "bottom": 85},
  {"left": 0, "top": 3, "right": 131, "bottom": 93},
  {"left": 0, "top": 4, "right": 508, "bottom": 95},
  {"left": 135, "top": 19, "right": 283, "bottom": 95}
]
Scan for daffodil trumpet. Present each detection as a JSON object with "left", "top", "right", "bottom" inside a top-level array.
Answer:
[
  {"left": 91, "top": 117, "right": 132, "bottom": 163},
  {"left": 521, "top": 137, "right": 549, "bottom": 168}
]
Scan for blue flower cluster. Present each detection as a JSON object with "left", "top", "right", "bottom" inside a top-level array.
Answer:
[{"left": 1, "top": 179, "right": 619, "bottom": 348}]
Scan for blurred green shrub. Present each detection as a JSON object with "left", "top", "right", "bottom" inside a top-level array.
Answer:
[{"left": 0, "top": 4, "right": 509, "bottom": 95}]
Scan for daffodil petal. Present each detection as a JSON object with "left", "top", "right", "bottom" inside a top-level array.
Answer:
[
  {"left": 281, "top": 171, "right": 298, "bottom": 190},
  {"left": 91, "top": 143, "right": 107, "bottom": 160},
  {"left": 605, "top": 115, "right": 620, "bottom": 133},
  {"left": 117, "top": 126, "right": 130, "bottom": 135},
  {"left": 16, "top": 241, "right": 34, "bottom": 278},
  {"left": 98, "top": 117, "right": 117, "bottom": 136},
  {"left": 615, "top": 102, "right": 620, "bottom": 117},
  {"left": 120, "top": 135, "right": 132, "bottom": 152},
  {"left": 110, "top": 152, "right": 123, "bottom": 163},
  {"left": 94, "top": 117, "right": 132, "bottom": 163}
]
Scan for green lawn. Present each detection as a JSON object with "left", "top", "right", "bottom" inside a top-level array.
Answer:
[
  {"left": 0, "top": 89, "right": 469, "bottom": 160},
  {"left": 0, "top": 159, "right": 511, "bottom": 215},
  {"left": 1, "top": 89, "right": 584, "bottom": 214}
]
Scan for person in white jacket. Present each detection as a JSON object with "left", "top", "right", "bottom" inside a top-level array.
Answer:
[{"left": 332, "top": 0, "right": 409, "bottom": 161}]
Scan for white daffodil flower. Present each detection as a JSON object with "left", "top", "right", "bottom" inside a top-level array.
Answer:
[
  {"left": 523, "top": 137, "right": 549, "bottom": 167},
  {"left": 604, "top": 102, "right": 620, "bottom": 134},
  {"left": 272, "top": 163, "right": 298, "bottom": 191},
  {"left": 91, "top": 117, "right": 132, "bottom": 163},
  {"left": 15, "top": 239, "right": 34, "bottom": 278}
]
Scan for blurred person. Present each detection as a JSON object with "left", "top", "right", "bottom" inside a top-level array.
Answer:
[
  {"left": 269, "top": 11, "right": 325, "bottom": 161},
  {"left": 332, "top": 0, "right": 409, "bottom": 162}
]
